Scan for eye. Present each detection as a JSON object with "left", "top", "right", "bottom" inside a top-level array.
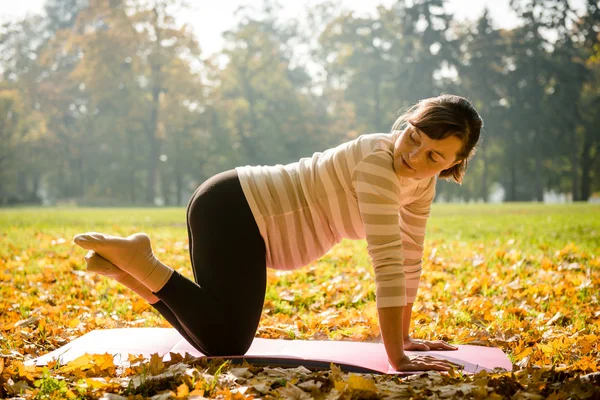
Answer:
[
  {"left": 428, "top": 153, "right": 438, "bottom": 163},
  {"left": 409, "top": 133, "right": 419, "bottom": 143}
]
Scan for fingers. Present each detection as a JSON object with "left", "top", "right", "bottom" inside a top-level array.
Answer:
[
  {"left": 406, "top": 339, "right": 457, "bottom": 351},
  {"left": 404, "top": 340, "right": 429, "bottom": 351},
  {"left": 428, "top": 340, "right": 458, "bottom": 351},
  {"left": 396, "top": 355, "right": 464, "bottom": 372},
  {"left": 417, "top": 340, "right": 458, "bottom": 351},
  {"left": 412, "top": 342, "right": 430, "bottom": 351},
  {"left": 416, "top": 355, "right": 462, "bottom": 370}
]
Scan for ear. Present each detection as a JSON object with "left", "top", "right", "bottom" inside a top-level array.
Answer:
[{"left": 449, "top": 159, "right": 462, "bottom": 168}]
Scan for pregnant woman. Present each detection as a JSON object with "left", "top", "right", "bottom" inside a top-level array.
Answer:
[{"left": 73, "top": 94, "right": 482, "bottom": 372}]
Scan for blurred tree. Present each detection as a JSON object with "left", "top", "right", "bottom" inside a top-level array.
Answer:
[
  {"left": 66, "top": 0, "right": 146, "bottom": 204},
  {"left": 1, "top": 0, "right": 598, "bottom": 204},
  {"left": 442, "top": 10, "right": 509, "bottom": 202},
  {"left": 389, "top": 0, "right": 454, "bottom": 104},
  {"left": 317, "top": 9, "right": 394, "bottom": 132},
  {"left": 129, "top": 0, "right": 202, "bottom": 204},
  {"left": 159, "top": 52, "right": 210, "bottom": 206},
  {"left": 0, "top": 86, "right": 47, "bottom": 204},
  {"left": 67, "top": 0, "right": 207, "bottom": 205},
  {"left": 540, "top": 0, "right": 592, "bottom": 201},
  {"left": 502, "top": 0, "right": 563, "bottom": 201},
  {"left": 26, "top": 0, "right": 89, "bottom": 202},
  {"left": 576, "top": 0, "right": 600, "bottom": 200},
  {"left": 0, "top": 16, "right": 53, "bottom": 204},
  {"left": 215, "top": 1, "right": 324, "bottom": 166},
  {"left": 316, "top": 0, "right": 454, "bottom": 133}
]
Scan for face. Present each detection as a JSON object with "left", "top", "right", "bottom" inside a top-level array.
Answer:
[{"left": 393, "top": 124, "right": 463, "bottom": 179}]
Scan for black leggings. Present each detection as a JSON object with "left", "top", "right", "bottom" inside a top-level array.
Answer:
[{"left": 151, "top": 169, "right": 267, "bottom": 356}]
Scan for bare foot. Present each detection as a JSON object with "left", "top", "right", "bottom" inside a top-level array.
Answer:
[
  {"left": 84, "top": 251, "right": 159, "bottom": 304},
  {"left": 74, "top": 232, "right": 153, "bottom": 273},
  {"left": 73, "top": 232, "right": 173, "bottom": 292}
]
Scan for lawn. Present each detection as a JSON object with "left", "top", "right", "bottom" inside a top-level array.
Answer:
[{"left": 1, "top": 204, "right": 599, "bottom": 399}]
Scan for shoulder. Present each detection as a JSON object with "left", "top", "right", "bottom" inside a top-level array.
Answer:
[
  {"left": 361, "top": 132, "right": 396, "bottom": 150},
  {"left": 348, "top": 133, "right": 396, "bottom": 161}
]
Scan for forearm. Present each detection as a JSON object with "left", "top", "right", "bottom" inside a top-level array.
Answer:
[
  {"left": 377, "top": 306, "right": 406, "bottom": 369},
  {"left": 403, "top": 302, "right": 414, "bottom": 340}
]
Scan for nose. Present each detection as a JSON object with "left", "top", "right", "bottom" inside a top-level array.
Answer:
[{"left": 408, "top": 147, "right": 423, "bottom": 162}]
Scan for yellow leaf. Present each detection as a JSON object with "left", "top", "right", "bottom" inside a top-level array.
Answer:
[
  {"left": 148, "top": 353, "right": 164, "bottom": 375},
  {"left": 84, "top": 378, "right": 117, "bottom": 390},
  {"left": 334, "top": 380, "right": 347, "bottom": 392},
  {"left": 515, "top": 346, "right": 533, "bottom": 360},
  {"left": 363, "top": 304, "right": 378, "bottom": 323},
  {"left": 329, "top": 363, "right": 346, "bottom": 386},
  {"left": 176, "top": 383, "right": 189, "bottom": 398},
  {"left": 62, "top": 353, "right": 114, "bottom": 376},
  {"left": 68, "top": 318, "right": 81, "bottom": 328},
  {"left": 132, "top": 298, "right": 150, "bottom": 313},
  {"left": 97, "top": 353, "right": 115, "bottom": 373},
  {"left": 537, "top": 343, "right": 553, "bottom": 355},
  {"left": 128, "top": 354, "right": 146, "bottom": 364},
  {"left": 12, "top": 361, "right": 38, "bottom": 382},
  {"left": 540, "top": 257, "right": 553, "bottom": 269},
  {"left": 347, "top": 374, "right": 378, "bottom": 393}
]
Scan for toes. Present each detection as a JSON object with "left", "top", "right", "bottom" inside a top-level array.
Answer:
[
  {"left": 85, "top": 253, "right": 121, "bottom": 277},
  {"left": 84, "top": 250, "right": 95, "bottom": 261},
  {"left": 74, "top": 233, "right": 97, "bottom": 246},
  {"left": 73, "top": 234, "right": 85, "bottom": 246},
  {"left": 73, "top": 232, "right": 111, "bottom": 249}
]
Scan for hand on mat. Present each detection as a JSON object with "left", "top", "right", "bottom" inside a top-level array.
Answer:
[
  {"left": 404, "top": 337, "right": 458, "bottom": 351},
  {"left": 393, "top": 354, "right": 462, "bottom": 372}
]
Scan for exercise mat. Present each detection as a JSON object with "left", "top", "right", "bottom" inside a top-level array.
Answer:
[{"left": 28, "top": 328, "right": 512, "bottom": 374}]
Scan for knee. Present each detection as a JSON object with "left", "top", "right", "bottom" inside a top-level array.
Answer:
[{"left": 202, "top": 333, "right": 252, "bottom": 357}]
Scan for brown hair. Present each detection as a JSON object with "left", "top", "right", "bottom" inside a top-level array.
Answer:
[{"left": 391, "top": 94, "right": 483, "bottom": 184}]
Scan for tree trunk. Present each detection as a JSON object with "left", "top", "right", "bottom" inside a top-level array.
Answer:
[
  {"left": 175, "top": 167, "right": 183, "bottom": 206},
  {"left": 508, "top": 162, "right": 517, "bottom": 202},
  {"left": 580, "top": 125, "right": 593, "bottom": 201},
  {"left": 127, "top": 131, "right": 137, "bottom": 204},
  {"left": 534, "top": 143, "right": 544, "bottom": 202},
  {"left": 31, "top": 173, "right": 41, "bottom": 203},
  {"left": 480, "top": 144, "right": 488, "bottom": 202},
  {"left": 145, "top": 8, "right": 163, "bottom": 205},
  {"left": 146, "top": 126, "right": 160, "bottom": 205},
  {"left": 240, "top": 66, "right": 260, "bottom": 163},
  {"left": 571, "top": 135, "right": 580, "bottom": 201},
  {"left": 77, "top": 155, "right": 85, "bottom": 199},
  {"left": 174, "top": 129, "right": 183, "bottom": 206},
  {"left": 159, "top": 165, "right": 170, "bottom": 206},
  {"left": 17, "top": 171, "right": 27, "bottom": 201},
  {"left": 57, "top": 162, "right": 65, "bottom": 202}
]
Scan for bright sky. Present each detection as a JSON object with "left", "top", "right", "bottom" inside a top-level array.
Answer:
[{"left": 1, "top": 0, "right": 587, "bottom": 55}]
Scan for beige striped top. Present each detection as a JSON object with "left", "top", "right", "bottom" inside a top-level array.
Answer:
[{"left": 236, "top": 132, "right": 436, "bottom": 308}]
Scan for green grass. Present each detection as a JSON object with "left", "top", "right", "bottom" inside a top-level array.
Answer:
[
  {"left": 0, "top": 203, "right": 599, "bottom": 398},
  {"left": 428, "top": 203, "right": 599, "bottom": 250}
]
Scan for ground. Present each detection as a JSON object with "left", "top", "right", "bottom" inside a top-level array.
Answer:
[{"left": 0, "top": 204, "right": 599, "bottom": 399}]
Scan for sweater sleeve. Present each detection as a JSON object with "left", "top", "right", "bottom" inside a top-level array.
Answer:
[
  {"left": 400, "top": 176, "right": 436, "bottom": 304},
  {"left": 353, "top": 149, "right": 406, "bottom": 308}
]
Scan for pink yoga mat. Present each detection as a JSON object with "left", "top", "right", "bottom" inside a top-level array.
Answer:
[{"left": 28, "top": 328, "right": 512, "bottom": 374}]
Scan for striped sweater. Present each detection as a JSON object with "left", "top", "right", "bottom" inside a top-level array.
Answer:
[{"left": 236, "top": 132, "right": 436, "bottom": 308}]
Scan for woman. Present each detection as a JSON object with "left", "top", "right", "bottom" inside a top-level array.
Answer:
[{"left": 74, "top": 94, "right": 482, "bottom": 372}]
